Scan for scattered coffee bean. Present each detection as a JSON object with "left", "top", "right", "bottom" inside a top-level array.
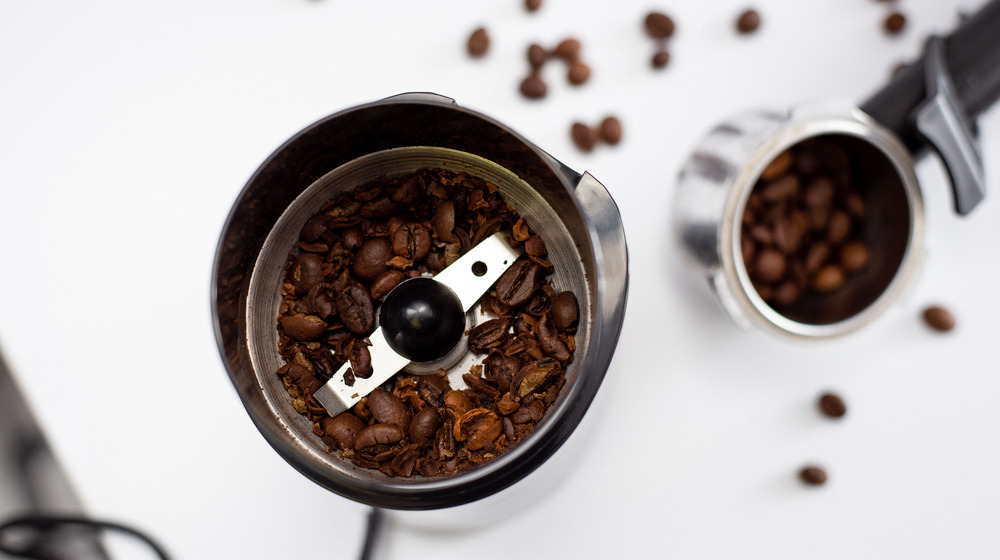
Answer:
[
  {"left": 275, "top": 167, "right": 578, "bottom": 478},
  {"left": 571, "top": 122, "right": 597, "bottom": 152},
  {"left": 799, "top": 465, "right": 828, "bottom": 485},
  {"left": 922, "top": 305, "right": 956, "bottom": 332},
  {"left": 644, "top": 12, "right": 675, "bottom": 39},
  {"left": 736, "top": 9, "right": 761, "bottom": 34},
  {"left": 553, "top": 38, "right": 581, "bottom": 60},
  {"left": 818, "top": 392, "right": 847, "bottom": 418},
  {"left": 467, "top": 27, "right": 490, "bottom": 57},
  {"left": 525, "top": 0, "right": 542, "bottom": 12},
  {"left": 884, "top": 11, "right": 906, "bottom": 34},
  {"left": 598, "top": 116, "right": 622, "bottom": 145},
  {"left": 520, "top": 73, "right": 548, "bottom": 99},
  {"left": 567, "top": 61, "right": 591, "bottom": 85},
  {"left": 527, "top": 43, "right": 547, "bottom": 69},
  {"left": 651, "top": 49, "right": 671, "bottom": 68}
]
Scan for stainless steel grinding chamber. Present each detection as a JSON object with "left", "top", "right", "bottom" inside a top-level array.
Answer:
[
  {"left": 212, "top": 93, "right": 628, "bottom": 509},
  {"left": 674, "top": 1, "right": 1000, "bottom": 338}
]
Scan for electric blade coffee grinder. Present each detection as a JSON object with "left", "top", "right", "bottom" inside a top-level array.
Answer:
[
  {"left": 212, "top": 93, "right": 628, "bottom": 510},
  {"left": 674, "top": 0, "right": 1000, "bottom": 338}
]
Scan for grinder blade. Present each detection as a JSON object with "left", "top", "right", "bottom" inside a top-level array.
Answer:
[{"left": 313, "top": 232, "right": 521, "bottom": 415}]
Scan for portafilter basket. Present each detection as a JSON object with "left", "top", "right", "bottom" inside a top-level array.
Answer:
[
  {"left": 674, "top": 1, "right": 1000, "bottom": 338},
  {"left": 212, "top": 93, "right": 628, "bottom": 510}
]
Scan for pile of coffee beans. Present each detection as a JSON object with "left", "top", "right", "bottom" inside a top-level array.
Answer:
[
  {"left": 570, "top": 116, "right": 622, "bottom": 152},
  {"left": 643, "top": 11, "right": 676, "bottom": 69},
  {"left": 741, "top": 137, "right": 871, "bottom": 309},
  {"left": 274, "top": 168, "right": 579, "bottom": 478},
  {"left": 519, "top": 38, "right": 591, "bottom": 99}
]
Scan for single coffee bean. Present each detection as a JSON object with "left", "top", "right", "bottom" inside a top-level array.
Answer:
[
  {"left": 922, "top": 305, "right": 956, "bottom": 332},
  {"left": 760, "top": 150, "right": 792, "bottom": 181},
  {"left": 280, "top": 314, "right": 327, "bottom": 342},
  {"left": 818, "top": 392, "right": 847, "bottom": 418},
  {"left": 773, "top": 281, "right": 802, "bottom": 307},
  {"left": 567, "top": 61, "right": 591, "bottom": 85},
  {"left": 354, "top": 423, "right": 404, "bottom": 450},
  {"left": 553, "top": 38, "right": 581, "bottom": 60},
  {"left": 804, "top": 177, "right": 835, "bottom": 208},
  {"left": 759, "top": 174, "right": 799, "bottom": 202},
  {"left": 525, "top": 0, "right": 542, "bottom": 12},
  {"left": 884, "top": 12, "right": 906, "bottom": 34},
  {"left": 495, "top": 259, "right": 541, "bottom": 307},
  {"left": 839, "top": 241, "right": 870, "bottom": 272},
  {"left": 291, "top": 253, "right": 325, "bottom": 295},
  {"left": 527, "top": 43, "right": 547, "bottom": 69},
  {"left": 468, "top": 318, "right": 512, "bottom": 354},
  {"left": 598, "top": 116, "right": 622, "bottom": 145},
  {"left": 799, "top": 465, "right": 828, "bottom": 485},
  {"left": 467, "top": 27, "right": 490, "bottom": 57},
  {"left": 368, "top": 388, "right": 411, "bottom": 430},
  {"left": 827, "top": 210, "right": 852, "bottom": 244},
  {"left": 335, "top": 283, "right": 376, "bottom": 334},
  {"left": 651, "top": 49, "right": 671, "bottom": 69},
  {"left": 571, "top": 122, "right": 597, "bottom": 152},
  {"left": 371, "top": 269, "right": 406, "bottom": 300},
  {"left": 510, "top": 399, "right": 545, "bottom": 424},
  {"left": 551, "top": 291, "right": 579, "bottom": 330},
  {"left": 537, "top": 313, "right": 571, "bottom": 362},
  {"left": 353, "top": 238, "right": 393, "bottom": 282},
  {"left": 391, "top": 222, "right": 431, "bottom": 260},
  {"left": 321, "top": 413, "right": 366, "bottom": 450},
  {"left": 348, "top": 338, "right": 373, "bottom": 379},
  {"left": 644, "top": 12, "right": 675, "bottom": 39},
  {"left": 520, "top": 74, "right": 547, "bottom": 99},
  {"left": 409, "top": 408, "right": 441, "bottom": 444},
  {"left": 341, "top": 227, "right": 364, "bottom": 251},
  {"left": 812, "top": 264, "right": 845, "bottom": 293},
  {"left": 753, "top": 249, "right": 786, "bottom": 283},
  {"left": 736, "top": 9, "right": 761, "bottom": 34},
  {"left": 454, "top": 408, "right": 502, "bottom": 451}
]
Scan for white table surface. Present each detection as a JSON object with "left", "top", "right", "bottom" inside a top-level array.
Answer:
[{"left": 3, "top": 1, "right": 1000, "bottom": 558}]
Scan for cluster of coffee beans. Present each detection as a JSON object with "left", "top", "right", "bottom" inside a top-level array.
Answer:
[
  {"left": 274, "top": 168, "right": 580, "bottom": 477},
  {"left": 643, "top": 11, "right": 676, "bottom": 69},
  {"left": 570, "top": 116, "right": 622, "bottom": 152},
  {"left": 520, "top": 38, "right": 591, "bottom": 100},
  {"left": 741, "top": 138, "right": 871, "bottom": 308}
]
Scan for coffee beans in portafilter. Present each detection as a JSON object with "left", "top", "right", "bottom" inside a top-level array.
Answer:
[
  {"left": 741, "top": 138, "right": 871, "bottom": 309},
  {"left": 274, "top": 168, "right": 580, "bottom": 478},
  {"left": 571, "top": 116, "right": 623, "bottom": 152}
]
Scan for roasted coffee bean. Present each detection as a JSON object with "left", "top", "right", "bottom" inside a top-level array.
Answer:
[
  {"left": 300, "top": 214, "right": 333, "bottom": 243},
  {"left": 759, "top": 174, "right": 798, "bottom": 202},
  {"left": 418, "top": 374, "right": 450, "bottom": 406},
  {"left": 538, "top": 313, "right": 571, "bottom": 362},
  {"left": 773, "top": 281, "right": 802, "bottom": 307},
  {"left": 495, "top": 259, "right": 541, "bottom": 307},
  {"left": 278, "top": 363, "right": 322, "bottom": 397},
  {"left": 291, "top": 253, "right": 325, "bottom": 295},
  {"left": 409, "top": 407, "right": 441, "bottom": 444},
  {"left": 525, "top": 0, "right": 542, "bottom": 12},
  {"left": 467, "top": 27, "right": 490, "bottom": 57},
  {"left": 812, "top": 264, "right": 845, "bottom": 293},
  {"left": 354, "top": 424, "right": 405, "bottom": 450},
  {"left": 804, "top": 177, "right": 835, "bottom": 208},
  {"left": 321, "top": 413, "right": 366, "bottom": 450},
  {"left": 818, "top": 392, "right": 847, "bottom": 418},
  {"left": 520, "top": 74, "right": 547, "bottom": 99},
  {"left": 753, "top": 249, "right": 786, "bottom": 283},
  {"left": 368, "top": 388, "right": 411, "bottom": 430},
  {"left": 353, "top": 238, "right": 393, "bottom": 282},
  {"left": 599, "top": 116, "right": 623, "bottom": 145},
  {"left": 511, "top": 358, "right": 561, "bottom": 398},
  {"left": 736, "top": 9, "right": 761, "bottom": 34},
  {"left": 567, "top": 61, "right": 591, "bottom": 85},
  {"left": 468, "top": 318, "right": 511, "bottom": 354},
  {"left": 370, "top": 269, "right": 406, "bottom": 300},
  {"left": 760, "top": 150, "right": 792, "bottom": 181},
  {"left": 922, "top": 305, "right": 956, "bottom": 332},
  {"left": 390, "top": 445, "right": 420, "bottom": 477},
  {"left": 827, "top": 211, "right": 851, "bottom": 244},
  {"left": 335, "top": 283, "right": 376, "bottom": 334},
  {"left": 524, "top": 235, "right": 547, "bottom": 257},
  {"left": 307, "top": 283, "right": 337, "bottom": 319},
  {"left": 839, "top": 242, "right": 870, "bottom": 272},
  {"left": 884, "top": 12, "right": 906, "bottom": 34},
  {"left": 341, "top": 227, "right": 364, "bottom": 251},
  {"left": 348, "top": 339, "right": 373, "bottom": 379},
  {"left": 553, "top": 38, "right": 581, "bottom": 60},
  {"left": 510, "top": 399, "right": 545, "bottom": 424},
  {"left": 444, "top": 390, "right": 474, "bottom": 416},
  {"left": 360, "top": 196, "right": 400, "bottom": 219},
  {"left": 551, "top": 291, "right": 579, "bottom": 330},
  {"left": 651, "top": 49, "right": 671, "bottom": 68},
  {"left": 571, "top": 122, "right": 597, "bottom": 152},
  {"left": 799, "top": 465, "right": 828, "bottom": 485},
  {"left": 527, "top": 43, "right": 548, "bottom": 70},
  {"left": 391, "top": 222, "right": 431, "bottom": 260},
  {"left": 280, "top": 314, "right": 327, "bottom": 342},
  {"left": 644, "top": 12, "right": 675, "bottom": 38}
]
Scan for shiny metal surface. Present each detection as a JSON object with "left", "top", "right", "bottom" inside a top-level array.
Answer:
[
  {"left": 212, "top": 94, "right": 629, "bottom": 510},
  {"left": 674, "top": 101, "right": 924, "bottom": 338}
]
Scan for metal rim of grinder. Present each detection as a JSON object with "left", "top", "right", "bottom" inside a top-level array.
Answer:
[{"left": 212, "top": 93, "right": 628, "bottom": 510}]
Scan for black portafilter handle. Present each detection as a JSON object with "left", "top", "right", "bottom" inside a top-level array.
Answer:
[{"left": 860, "top": 0, "right": 1000, "bottom": 214}]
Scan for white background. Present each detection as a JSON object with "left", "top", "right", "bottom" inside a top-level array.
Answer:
[{"left": 2, "top": 0, "right": 1000, "bottom": 558}]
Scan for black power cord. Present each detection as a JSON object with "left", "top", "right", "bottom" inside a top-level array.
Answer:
[
  {"left": 358, "top": 508, "right": 384, "bottom": 560},
  {"left": 0, "top": 515, "right": 171, "bottom": 560}
]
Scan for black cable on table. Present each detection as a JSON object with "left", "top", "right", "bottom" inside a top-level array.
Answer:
[{"left": 0, "top": 515, "right": 171, "bottom": 560}]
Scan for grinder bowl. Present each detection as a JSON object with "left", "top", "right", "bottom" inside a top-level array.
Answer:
[
  {"left": 674, "top": 101, "right": 924, "bottom": 338},
  {"left": 212, "top": 93, "right": 628, "bottom": 509}
]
